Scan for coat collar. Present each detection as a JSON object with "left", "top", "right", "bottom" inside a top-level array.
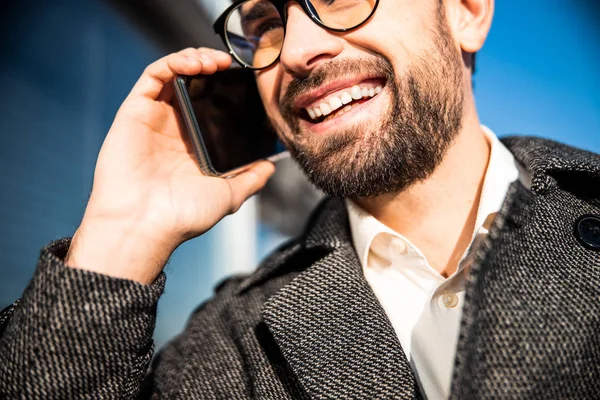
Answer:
[
  {"left": 501, "top": 136, "right": 600, "bottom": 194},
  {"left": 236, "top": 198, "right": 350, "bottom": 295}
]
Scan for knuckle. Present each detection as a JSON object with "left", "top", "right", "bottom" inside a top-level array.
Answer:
[
  {"left": 142, "top": 63, "right": 154, "bottom": 75},
  {"left": 166, "top": 52, "right": 184, "bottom": 65},
  {"left": 165, "top": 55, "right": 183, "bottom": 70},
  {"left": 227, "top": 197, "right": 241, "bottom": 215},
  {"left": 144, "top": 56, "right": 167, "bottom": 75},
  {"left": 212, "top": 48, "right": 230, "bottom": 56},
  {"left": 180, "top": 48, "right": 197, "bottom": 57},
  {"left": 165, "top": 56, "right": 175, "bottom": 68}
]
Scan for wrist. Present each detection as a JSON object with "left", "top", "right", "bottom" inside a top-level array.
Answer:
[{"left": 65, "top": 218, "right": 176, "bottom": 284}]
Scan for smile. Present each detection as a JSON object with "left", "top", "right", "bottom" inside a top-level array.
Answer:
[
  {"left": 304, "top": 82, "right": 384, "bottom": 123},
  {"left": 292, "top": 77, "right": 387, "bottom": 126}
]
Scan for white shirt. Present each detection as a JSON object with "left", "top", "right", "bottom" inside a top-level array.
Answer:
[{"left": 347, "top": 127, "right": 527, "bottom": 399}]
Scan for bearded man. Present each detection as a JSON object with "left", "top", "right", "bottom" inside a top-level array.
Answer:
[{"left": 1, "top": 0, "right": 600, "bottom": 398}]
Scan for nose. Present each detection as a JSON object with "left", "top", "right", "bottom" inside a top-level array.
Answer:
[{"left": 279, "top": 3, "right": 344, "bottom": 76}]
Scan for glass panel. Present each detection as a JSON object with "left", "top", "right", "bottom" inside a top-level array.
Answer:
[
  {"left": 226, "top": 0, "right": 284, "bottom": 68},
  {"left": 311, "top": 0, "right": 376, "bottom": 30}
]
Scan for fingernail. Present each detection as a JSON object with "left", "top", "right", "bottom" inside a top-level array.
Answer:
[
  {"left": 186, "top": 56, "right": 201, "bottom": 64},
  {"left": 199, "top": 53, "right": 211, "bottom": 61}
]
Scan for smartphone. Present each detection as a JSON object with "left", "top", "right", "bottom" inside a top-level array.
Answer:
[{"left": 174, "top": 68, "right": 288, "bottom": 177}]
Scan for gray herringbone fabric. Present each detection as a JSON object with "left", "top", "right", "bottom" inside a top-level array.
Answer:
[
  {"left": 0, "top": 136, "right": 599, "bottom": 399},
  {"left": 0, "top": 240, "right": 165, "bottom": 399},
  {"left": 453, "top": 137, "right": 600, "bottom": 399}
]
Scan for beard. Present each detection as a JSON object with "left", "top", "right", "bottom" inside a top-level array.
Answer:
[{"left": 277, "top": 11, "right": 465, "bottom": 199}]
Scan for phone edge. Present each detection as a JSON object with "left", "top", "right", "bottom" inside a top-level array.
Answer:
[{"left": 173, "top": 75, "right": 220, "bottom": 176}]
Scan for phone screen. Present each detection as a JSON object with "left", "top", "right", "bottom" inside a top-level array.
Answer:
[{"left": 181, "top": 68, "right": 285, "bottom": 175}]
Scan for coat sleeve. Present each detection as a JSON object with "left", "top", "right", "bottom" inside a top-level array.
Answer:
[{"left": 0, "top": 238, "right": 165, "bottom": 399}]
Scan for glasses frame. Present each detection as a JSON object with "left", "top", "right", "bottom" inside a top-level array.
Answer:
[{"left": 213, "top": 0, "right": 380, "bottom": 70}]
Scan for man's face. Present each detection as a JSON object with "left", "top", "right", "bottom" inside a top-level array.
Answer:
[{"left": 255, "top": 0, "right": 466, "bottom": 198}]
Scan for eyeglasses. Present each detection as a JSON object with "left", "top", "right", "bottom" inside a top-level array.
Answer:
[{"left": 214, "top": 0, "right": 379, "bottom": 70}]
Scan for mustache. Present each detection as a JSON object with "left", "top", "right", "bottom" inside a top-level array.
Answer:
[{"left": 279, "top": 57, "right": 395, "bottom": 127}]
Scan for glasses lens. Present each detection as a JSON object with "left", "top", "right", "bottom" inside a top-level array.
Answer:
[
  {"left": 225, "top": 0, "right": 284, "bottom": 69},
  {"left": 309, "top": 0, "right": 377, "bottom": 30}
]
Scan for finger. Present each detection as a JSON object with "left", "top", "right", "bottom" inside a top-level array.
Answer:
[
  {"left": 203, "top": 48, "right": 233, "bottom": 66},
  {"left": 226, "top": 161, "right": 276, "bottom": 212},
  {"left": 179, "top": 48, "right": 218, "bottom": 75},
  {"left": 155, "top": 48, "right": 228, "bottom": 103},
  {"left": 192, "top": 48, "right": 232, "bottom": 70},
  {"left": 129, "top": 51, "right": 203, "bottom": 100},
  {"left": 128, "top": 49, "right": 229, "bottom": 100}
]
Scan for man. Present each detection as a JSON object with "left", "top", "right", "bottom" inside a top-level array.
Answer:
[{"left": 1, "top": 0, "right": 599, "bottom": 398}]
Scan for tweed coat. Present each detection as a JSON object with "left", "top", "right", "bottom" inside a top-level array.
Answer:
[{"left": 1, "top": 136, "right": 600, "bottom": 399}]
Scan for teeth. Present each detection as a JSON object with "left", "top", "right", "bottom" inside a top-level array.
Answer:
[
  {"left": 351, "top": 86, "right": 363, "bottom": 100},
  {"left": 320, "top": 103, "right": 332, "bottom": 116},
  {"left": 336, "top": 104, "right": 353, "bottom": 117},
  {"left": 305, "top": 84, "right": 384, "bottom": 121},
  {"left": 341, "top": 92, "right": 353, "bottom": 104},
  {"left": 329, "top": 96, "right": 342, "bottom": 111}
]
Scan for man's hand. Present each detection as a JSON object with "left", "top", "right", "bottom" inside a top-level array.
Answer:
[{"left": 65, "top": 48, "right": 275, "bottom": 284}]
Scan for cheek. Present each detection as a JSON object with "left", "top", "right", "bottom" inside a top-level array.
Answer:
[
  {"left": 256, "top": 70, "right": 293, "bottom": 138},
  {"left": 353, "top": 0, "right": 436, "bottom": 63}
]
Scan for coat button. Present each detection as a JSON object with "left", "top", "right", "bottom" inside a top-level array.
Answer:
[{"left": 574, "top": 214, "right": 600, "bottom": 251}]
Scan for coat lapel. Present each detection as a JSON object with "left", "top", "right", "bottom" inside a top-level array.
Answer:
[{"left": 261, "top": 198, "right": 421, "bottom": 399}]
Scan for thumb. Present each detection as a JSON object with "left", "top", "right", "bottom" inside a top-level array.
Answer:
[{"left": 225, "top": 161, "right": 276, "bottom": 213}]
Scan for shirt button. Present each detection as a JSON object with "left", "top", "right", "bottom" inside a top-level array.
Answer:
[
  {"left": 441, "top": 291, "right": 459, "bottom": 308},
  {"left": 390, "top": 239, "right": 407, "bottom": 254}
]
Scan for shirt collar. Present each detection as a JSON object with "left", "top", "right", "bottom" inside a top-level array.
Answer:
[
  {"left": 475, "top": 126, "right": 520, "bottom": 230},
  {"left": 347, "top": 126, "right": 522, "bottom": 271}
]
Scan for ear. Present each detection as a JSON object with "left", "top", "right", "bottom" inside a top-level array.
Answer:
[{"left": 446, "top": 0, "right": 494, "bottom": 54}]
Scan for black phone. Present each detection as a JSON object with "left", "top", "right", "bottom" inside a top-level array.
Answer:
[{"left": 174, "top": 68, "right": 287, "bottom": 177}]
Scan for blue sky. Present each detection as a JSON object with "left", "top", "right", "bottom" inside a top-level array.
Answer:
[{"left": 475, "top": 1, "right": 599, "bottom": 151}]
